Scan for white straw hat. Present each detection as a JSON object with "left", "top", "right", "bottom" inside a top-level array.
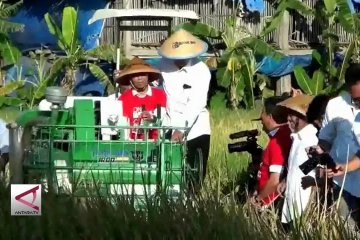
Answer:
[{"left": 158, "top": 29, "right": 208, "bottom": 59}]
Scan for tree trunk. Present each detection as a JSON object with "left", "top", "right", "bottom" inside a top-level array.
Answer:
[
  {"left": 228, "top": 81, "right": 239, "bottom": 109},
  {"left": 61, "top": 69, "right": 76, "bottom": 96}
]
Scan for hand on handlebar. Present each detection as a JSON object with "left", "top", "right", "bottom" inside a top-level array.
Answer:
[
  {"left": 171, "top": 130, "right": 184, "bottom": 142},
  {"left": 140, "top": 111, "right": 153, "bottom": 122}
]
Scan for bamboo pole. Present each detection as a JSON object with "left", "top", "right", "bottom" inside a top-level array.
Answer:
[{"left": 276, "top": 10, "right": 291, "bottom": 96}]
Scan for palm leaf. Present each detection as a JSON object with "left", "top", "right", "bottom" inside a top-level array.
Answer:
[
  {"left": 174, "top": 22, "right": 222, "bottom": 39},
  {"left": 324, "top": 0, "right": 337, "bottom": 13},
  {"left": 260, "top": 0, "right": 287, "bottom": 37},
  {"left": 62, "top": 6, "right": 79, "bottom": 52},
  {"left": 88, "top": 63, "right": 110, "bottom": 83},
  {"left": 242, "top": 37, "right": 284, "bottom": 60},
  {"left": 338, "top": 41, "right": 355, "bottom": 82},
  {"left": 0, "top": 35, "right": 21, "bottom": 64},
  {"left": 241, "top": 56, "right": 256, "bottom": 109},
  {"left": 0, "top": 80, "right": 25, "bottom": 96},
  {"left": 216, "top": 66, "right": 231, "bottom": 88},
  {"left": 48, "top": 57, "right": 68, "bottom": 82},
  {"left": 0, "top": 19, "right": 24, "bottom": 33},
  {"left": 312, "top": 70, "right": 325, "bottom": 94},
  {"left": 0, "top": 0, "right": 23, "bottom": 18},
  {"left": 286, "top": 0, "right": 314, "bottom": 16},
  {"left": 294, "top": 65, "right": 313, "bottom": 94},
  {"left": 336, "top": 0, "right": 357, "bottom": 34},
  {"left": 0, "top": 96, "right": 23, "bottom": 108},
  {"left": 44, "top": 12, "right": 66, "bottom": 51}
]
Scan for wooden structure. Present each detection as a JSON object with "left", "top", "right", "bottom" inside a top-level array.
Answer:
[
  {"left": 99, "top": 0, "right": 343, "bottom": 56},
  {"left": 97, "top": 0, "right": 350, "bottom": 94}
]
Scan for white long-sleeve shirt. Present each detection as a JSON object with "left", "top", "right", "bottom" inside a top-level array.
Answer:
[
  {"left": 0, "top": 119, "right": 9, "bottom": 154},
  {"left": 159, "top": 58, "right": 211, "bottom": 140},
  {"left": 319, "top": 91, "right": 360, "bottom": 197},
  {"left": 281, "top": 124, "right": 318, "bottom": 223}
]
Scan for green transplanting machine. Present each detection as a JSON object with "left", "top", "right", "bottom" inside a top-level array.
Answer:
[{"left": 8, "top": 87, "right": 203, "bottom": 202}]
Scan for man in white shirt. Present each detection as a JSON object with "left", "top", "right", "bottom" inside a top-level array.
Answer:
[
  {"left": 276, "top": 95, "right": 318, "bottom": 228},
  {"left": 157, "top": 29, "right": 211, "bottom": 186},
  {"left": 318, "top": 63, "right": 360, "bottom": 229},
  {"left": 0, "top": 118, "right": 9, "bottom": 180}
]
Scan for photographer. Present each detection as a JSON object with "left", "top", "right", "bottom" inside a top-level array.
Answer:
[
  {"left": 249, "top": 96, "right": 292, "bottom": 209},
  {"left": 300, "top": 94, "right": 332, "bottom": 209},
  {"left": 316, "top": 63, "right": 360, "bottom": 230}
]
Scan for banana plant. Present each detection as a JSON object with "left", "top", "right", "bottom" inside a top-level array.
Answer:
[
  {"left": 270, "top": 0, "right": 351, "bottom": 95},
  {"left": 175, "top": 16, "right": 283, "bottom": 109},
  {"left": 335, "top": 0, "right": 360, "bottom": 65},
  {"left": 0, "top": 0, "right": 23, "bottom": 65},
  {"left": 0, "top": 51, "right": 55, "bottom": 110},
  {"left": 44, "top": 6, "right": 112, "bottom": 95},
  {"left": 293, "top": 65, "right": 325, "bottom": 95}
]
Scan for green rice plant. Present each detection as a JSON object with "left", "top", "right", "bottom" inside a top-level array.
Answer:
[{"left": 0, "top": 94, "right": 358, "bottom": 239}]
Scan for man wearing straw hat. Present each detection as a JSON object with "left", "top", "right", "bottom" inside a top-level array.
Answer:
[
  {"left": 157, "top": 29, "right": 211, "bottom": 183},
  {"left": 116, "top": 57, "right": 167, "bottom": 140},
  {"left": 275, "top": 94, "right": 318, "bottom": 229}
]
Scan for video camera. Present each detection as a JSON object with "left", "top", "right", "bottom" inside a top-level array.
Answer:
[
  {"left": 228, "top": 129, "right": 263, "bottom": 193},
  {"left": 299, "top": 147, "right": 338, "bottom": 175},
  {"left": 228, "top": 129, "right": 262, "bottom": 160}
]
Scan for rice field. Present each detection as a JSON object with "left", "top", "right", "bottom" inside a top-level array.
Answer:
[{"left": 0, "top": 93, "right": 359, "bottom": 239}]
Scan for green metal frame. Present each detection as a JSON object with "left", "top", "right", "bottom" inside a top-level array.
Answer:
[{"left": 17, "top": 99, "right": 191, "bottom": 201}]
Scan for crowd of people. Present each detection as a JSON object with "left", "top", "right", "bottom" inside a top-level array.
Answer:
[
  {"left": 249, "top": 63, "right": 360, "bottom": 232},
  {"left": 1, "top": 26, "right": 360, "bottom": 232},
  {"left": 114, "top": 28, "right": 360, "bottom": 233}
]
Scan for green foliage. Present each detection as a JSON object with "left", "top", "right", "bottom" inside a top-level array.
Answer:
[
  {"left": 288, "top": 0, "right": 358, "bottom": 94},
  {"left": 260, "top": 0, "right": 314, "bottom": 37},
  {"left": 87, "top": 44, "right": 129, "bottom": 65},
  {"left": 0, "top": 0, "right": 23, "bottom": 65},
  {"left": 0, "top": 52, "right": 54, "bottom": 110},
  {"left": 175, "top": 16, "right": 283, "bottom": 109},
  {"left": 45, "top": 6, "right": 112, "bottom": 95},
  {"left": 294, "top": 66, "right": 325, "bottom": 95}
]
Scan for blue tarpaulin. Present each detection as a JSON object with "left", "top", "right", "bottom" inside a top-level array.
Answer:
[
  {"left": 256, "top": 54, "right": 313, "bottom": 77},
  {"left": 5, "top": 0, "right": 110, "bottom": 96},
  {"left": 145, "top": 54, "right": 313, "bottom": 78},
  {"left": 244, "top": 0, "right": 264, "bottom": 13}
]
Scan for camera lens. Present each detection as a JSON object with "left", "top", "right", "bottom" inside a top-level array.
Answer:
[{"left": 228, "top": 141, "right": 248, "bottom": 153}]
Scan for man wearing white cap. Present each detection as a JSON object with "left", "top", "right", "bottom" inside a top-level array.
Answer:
[{"left": 158, "top": 29, "right": 211, "bottom": 184}]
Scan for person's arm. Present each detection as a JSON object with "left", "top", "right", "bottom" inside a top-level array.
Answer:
[
  {"left": 256, "top": 138, "right": 288, "bottom": 201},
  {"left": 327, "top": 153, "right": 360, "bottom": 177},
  {"left": 318, "top": 103, "right": 336, "bottom": 152},
  {"left": 256, "top": 173, "right": 281, "bottom": 201}
]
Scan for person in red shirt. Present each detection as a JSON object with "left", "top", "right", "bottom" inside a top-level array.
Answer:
[
  {"left": 250, "top": 95, "right": 292, "bottom": 208},
  {"left": 114, "top": 57, "right": 166, "bottom": 140}
]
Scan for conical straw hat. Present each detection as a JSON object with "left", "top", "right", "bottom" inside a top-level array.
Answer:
[
  {"left": 116, "top": 57, "right": 160, "bottom": 84},
  {"left": 158, "top": 29, "right": 208, "bottom": 59},
  {"left": 277, "top": 94, "right": 314, "bottom": 117}
]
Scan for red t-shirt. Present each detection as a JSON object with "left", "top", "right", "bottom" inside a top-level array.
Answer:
[
  {"left": 256, "top": 125, "right": 292, "bottom": 205},
  {"left": 119, "top": 87, "right": 166, "bottom": 140}
]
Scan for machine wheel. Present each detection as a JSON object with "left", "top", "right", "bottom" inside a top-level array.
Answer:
[{"left": 185, "top": 148, "right": 204, "bottom": 192}]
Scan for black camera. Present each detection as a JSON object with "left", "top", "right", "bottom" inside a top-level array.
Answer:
[
  {"left": 299, "top": 147, "right": 337, "bottom": 175},
  {"left": 228, "top": 129, "right": 260, "bottom": 154},
  {"left": 228, "top": 129, "right": 263, "bottom": 194}
]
